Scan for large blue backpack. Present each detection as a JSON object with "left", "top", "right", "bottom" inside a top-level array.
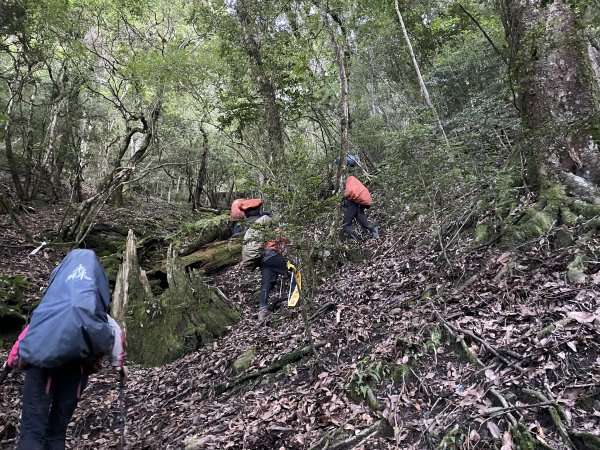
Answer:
[{"left": 19, "top": 249, "right": 115, "bottom": 368}]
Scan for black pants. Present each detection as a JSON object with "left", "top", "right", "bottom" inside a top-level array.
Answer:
[
  {"left": 342, "top": 201, "right": 376, "bottom": 240},
  {"left": 17, "top": 364, "right": 88, "bottom": 450},
  {"left": 259, "top": 254, "right": 288, "bottom": 310}
]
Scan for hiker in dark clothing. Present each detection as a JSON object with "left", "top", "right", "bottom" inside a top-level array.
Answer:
[
  {"left": 342, "top": 198, "right": 379, "bottom": 241},
  {"left": 258, "top": 231, "right": 290, "bottom": 322}
]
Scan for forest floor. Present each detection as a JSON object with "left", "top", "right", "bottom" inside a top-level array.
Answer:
[{"left": 0, "top": 198, "right": 599, "bottom": 449}]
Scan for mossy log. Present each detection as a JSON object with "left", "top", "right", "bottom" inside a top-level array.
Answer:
[
  {"left": 111, "top": 230, "right": 240, "bottom": 366},
  {"left": 216, "top": 342, "right": 325, "bottom": 394},
  {"left": 178, "top": 239, "right": 242, "bottom": 273},
  {"left": 179, "top": 214, "right": 233, "bottom": 257},
  {"left": 568, "top": 431, "right": 600, "bottom": 450}
]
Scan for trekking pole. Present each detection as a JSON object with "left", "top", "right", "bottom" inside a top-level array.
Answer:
[
  {"left": 0, "top": 365, "right": 11, "bottom": 385},
  {"left": 119, "top": 369, "right": 126, "bottom": 450}
]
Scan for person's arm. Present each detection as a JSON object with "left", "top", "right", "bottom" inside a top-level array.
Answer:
[{"left": 107, "top": 316, "right": 125, "bottom": 368}]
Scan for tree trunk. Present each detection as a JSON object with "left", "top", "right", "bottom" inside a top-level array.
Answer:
[
  {"left": 193, "top": 128, "right": 209, "bottom": 210},
  {"left": 502, "top": 0, "right": 600, "bottom": 201},
  {"left": 60, "top": 102, "right": 161, "bottom": 243},
  {"left": 325, "top": 9, "right": 350, "bottom": 193},
  {"left": 4, "top": 81, "right": 26, "bottom": 200},
  {"left": 235, "top": 0, "right": 285, "bottom": 164},
  {"left": 395, "top": 0, "right": 448, "bottom": 146},
  {"left": 22, "top": 84, "right": 37, "bottom": 197}
]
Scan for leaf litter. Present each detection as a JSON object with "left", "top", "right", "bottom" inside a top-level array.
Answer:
[{"left": 0, "top": 210, "right": 599, "bottom": 449}]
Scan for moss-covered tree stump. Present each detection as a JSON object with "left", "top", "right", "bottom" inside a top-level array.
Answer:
[{"left": 111, "top": 230, "right": 240, "bottom": 366}]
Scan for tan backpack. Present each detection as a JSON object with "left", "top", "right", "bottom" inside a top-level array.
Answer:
[{"left": 241, "top": 215, "right": 272, "bottom": 269}]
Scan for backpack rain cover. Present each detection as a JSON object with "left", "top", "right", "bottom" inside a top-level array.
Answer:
[
  {"left": 344, "top": 176, "right": 372, "bottom": 207},
  {"left": 19, "top": 249, "right": 115, "bottom": 368}
]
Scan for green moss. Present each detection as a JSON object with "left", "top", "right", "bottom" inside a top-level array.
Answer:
[
  {"left": 473, "top": 224, "right": 490, "bottom": 244},
  {"left": 183, "top": 214, "right": 229, "bottom": 236},
  {"left": 179, "top": 241, "right": 242, "bottom": 273},
  {"left": 573, "top": 200, "right": 600, "bottom": 220},
  {"left": 389, "top": 363, "right": 411, "bottom": 381},
  {"left": 503, "top": 208, "right": 555, "bottom": 247},
  {"left": 567, "top": 254, "right": 586, "bottom": 283},
  {"left": 233, "top": 347, "right": 256, "bottom": 374},
  {"left": 569, "top": 432, "right": 600, "bottom": 450},
  {"left": 436, "top": 425, "right": 460, "bottom": 449},
  {"left": 0, "top": 273, "right": 29, "bottom": 303},
  {"left": 511, "top": 424, "right": 540, "bottom": 450},
  {"left": 124, "top": 256, "right": 240, "bottom": 367},
  {"left": 100, "top": 254, "right": 123, "bottom": 285}
]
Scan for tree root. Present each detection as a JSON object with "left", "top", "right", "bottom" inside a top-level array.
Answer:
[
  {"left": 308, "top": 419, "right": 385, "bottom": 450},
  {"left": 522, "top": 388, "right": 575, "bottom": 449},
  {"left": 435, "top": 312, "right": 518, "bottom": 366},
  {"left": 215, "top": 342, "right": 325, "bottom": 395}
]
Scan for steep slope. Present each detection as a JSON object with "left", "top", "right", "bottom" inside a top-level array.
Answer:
[{"left": 1, "top": 213, "right": 599, "bottom": 449}]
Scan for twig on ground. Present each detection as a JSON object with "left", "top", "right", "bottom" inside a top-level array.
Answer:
[{"left": 435, "top": 311, "right": 515, "bottom": 366}]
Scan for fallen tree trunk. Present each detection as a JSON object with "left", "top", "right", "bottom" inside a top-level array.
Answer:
[
  {"left": 179, "top": 214, "right": 233, "bottom": 257},
  {"left": 179, "top": 239, "right": 242, "bottom": 273}
]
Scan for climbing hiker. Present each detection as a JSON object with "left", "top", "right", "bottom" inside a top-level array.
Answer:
[
  {"left": 241, "top": 215, "right": 293, "bottom": 322},
  {"left": 2, "top": 249, "right": 125, "bottom": 450},
  {"left": 342, "top": 175, "right": 379, "bottom": 241},
  {"left": 258, "top": 224, "right": 292, "bottom": 322}
]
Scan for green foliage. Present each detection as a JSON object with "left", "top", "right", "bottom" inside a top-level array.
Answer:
[
  {"left": 0, "top": 273, "right": 30, "bottom": 304},
  {"left": 349, "top": 358, "right": 390, "bottom": 399}
]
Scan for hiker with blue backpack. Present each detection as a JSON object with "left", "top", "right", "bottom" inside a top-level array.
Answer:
[{"left": 2, "top": 249, "right": 125, "bottom": 450}]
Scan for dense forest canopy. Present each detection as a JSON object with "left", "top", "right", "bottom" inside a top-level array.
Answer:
[{"left": 0, "top": 0, "right": 534, "bottom": 234}]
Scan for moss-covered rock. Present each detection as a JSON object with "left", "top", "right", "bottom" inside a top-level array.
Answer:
[{"left": 233, "top": 347, "right": 256, "bottom": 374}]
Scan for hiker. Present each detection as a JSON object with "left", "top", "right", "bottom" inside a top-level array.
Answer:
[
  {"left": 2, "top": 249, "right": 125, "bottom": 450},
  {"left": 258, "top": 225, "right": 291, "bottom": 322},
  {"left": 240, "top": 215, "right": 292, "bottom": 321},
  {"left": 342, "top": 175, "right": 379, "bottom": 241}
]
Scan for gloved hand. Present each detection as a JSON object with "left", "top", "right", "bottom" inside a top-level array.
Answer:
[
  {"left": 113, "top": 365, "right": 128, "bottom": 380},
  {"left": 0, "top": 361, "right": 12, "bottom": 385}
]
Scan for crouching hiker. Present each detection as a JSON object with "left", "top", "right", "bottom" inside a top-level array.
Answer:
[
  {"left": 2, "top": 249, "right": 125, "bottom": 450},
  {"left": 342, "top": 175, "right": 379, "bottom": 241}
]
